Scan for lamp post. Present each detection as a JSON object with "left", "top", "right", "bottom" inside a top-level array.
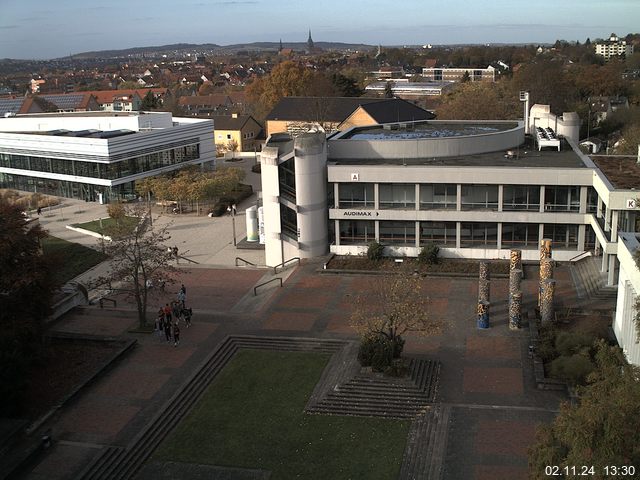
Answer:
[{"left": 228, "top": 205, "right": 236, "bottom": 246}]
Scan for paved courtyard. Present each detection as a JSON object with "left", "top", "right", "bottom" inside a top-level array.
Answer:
[{"left": 20, "top": 255, "right": 576, "bottom": 480}]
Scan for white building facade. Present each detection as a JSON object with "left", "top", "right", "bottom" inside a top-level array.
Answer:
[{"left": 0, "top": 112, "right": 215, "bottom": 203}]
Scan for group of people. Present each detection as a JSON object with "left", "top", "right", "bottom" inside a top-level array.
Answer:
[{"left": 155, "top": 283, "right": 192, "bottom": 347}]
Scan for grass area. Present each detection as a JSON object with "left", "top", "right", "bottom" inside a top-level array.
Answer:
[
  {"left": 73, "top": 216, "right": 138, "bottom": 235},
  {"left": 156, "top": 350, "right": 410, "bottom": 479},
  {"left": 41, "top": 236, "right": 108, "bottom": 284}
]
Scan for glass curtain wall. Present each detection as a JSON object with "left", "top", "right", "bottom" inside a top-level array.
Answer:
[
  {"left": 379, "top": 184, "right": 415, "bottom": 209},
  {"left": 339, "top": 220, "right": 375, "bottom": 245},
  {"left": 502, "top": 185, "right": 540, "bottom": 211},
  {"left": 379, "top": 221, "right": 416, "bottom": 244},
  {"left": 543, "top": 224, "right": 579, "bottom": 249},
  {"left": 461, "top": 185, "right": 498, "bottom": 210},
  {"left": 544, "top": 186, "right": 580, "bottom": 212},
  {"left": 419, "top": 221, "right": 456, "bottom": 246},
  {"left": 501, "top": 223, "right": 539, "bottom": 248},
  {"left": 460, "top": 222, "right": 498, "bottom": 247},
  {"left": 419, "top": 184, "right": 457, "bottom": 210},
  {"left": 338, "top": 183, "right": 374, "bottom": 208}
]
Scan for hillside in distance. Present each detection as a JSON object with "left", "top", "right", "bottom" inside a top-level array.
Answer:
[{"left": 67, "top": 41, "right": 375, "bottom": 59}]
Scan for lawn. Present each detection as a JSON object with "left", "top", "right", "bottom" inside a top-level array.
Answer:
[
  {"left": 41, "top": 236, "right": 108, "bottom": 284},
  {"left": 73, "top": 216, "right": 139, "bottom": 235},
  {"left": 155, "top": 350, "right": 410, "bottom": 480}
]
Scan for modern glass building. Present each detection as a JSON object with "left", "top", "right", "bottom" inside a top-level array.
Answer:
[{"left": 0, "top": 111, "right": 215, "bottom": 203}]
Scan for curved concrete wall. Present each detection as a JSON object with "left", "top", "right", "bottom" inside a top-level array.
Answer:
[
  {"left": 294, "top": 133, "right": 328, "bottom": 257},
  {"left": 329, "top": 121, "right": 524, "bottom": 160}
]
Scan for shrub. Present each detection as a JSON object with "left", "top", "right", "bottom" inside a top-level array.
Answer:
[
  {"left": 537, "top": 324, "right": 558, "bottom": 363},
  {"left": 357, "top": 334, "right": 405, "bottom": 372},
  {"left": 550, "top": 354, "right": 595, "bottom": 386},
  {"left": 418, "top": 243, "right": 439, "bottom": 265},
  {"left": 367, "top": 241, "right": 385, "bottom": 261},
  {"left": 555, "top": 331, "right": 596, "bottom": 357}
]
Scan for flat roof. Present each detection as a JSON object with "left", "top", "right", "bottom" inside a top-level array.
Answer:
[
  {"left": 592, "top": 155, "right": 640, "bottom": 190},
  {"left": 340, "top": 121, "right": 519, "bottom": 140},
  {"left": 329, "top": 137, "right": 587, "bottom": 169}
]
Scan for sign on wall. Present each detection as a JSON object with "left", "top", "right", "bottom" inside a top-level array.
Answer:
[
  {"left": 626, "top": 199, "right": 637, "bottom": 209},
  {"left": 343, "top": 211, "right": 379, "bottom": 217},
  {"left": 351, "top": 173, "right": 359, "bottom": 181}
]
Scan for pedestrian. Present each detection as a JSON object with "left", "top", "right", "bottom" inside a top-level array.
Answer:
[
  {"left": 173, "top": 323, "right": 181, "bottom": 347},
  {"left": 180, "top": 283, "right": 186, "bottom": 295},
  {"left": 231, "top": 203, "right": 237, "bottom": 215},
  {"left": 155, "top": 308, "right": 164, "bottom": 335},
  {"left": 182, "top": 306, "right": 192, "bottom": 328},
  {"left": 177, "top": 290, "right": 186, "bottom": 309},
  {"left": 163, "top": 303, "right": 172, "bottom": 323},
  {"left": 173, "top": 245, "right": 179, "bottom": 264},
  {"left": 171, "top": 301, "right": 181, "bottom": 323},
  {"left": 226, "top": 205, "right": 232, "bottom": 215},
  {"left": 164, "top": 319, "right": 172, "bottom": 343},
  {"left": 37, "top": 207, "right": 42, "bottom": 216}
]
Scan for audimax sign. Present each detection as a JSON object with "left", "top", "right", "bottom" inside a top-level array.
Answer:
[{"left": 343, "top": 211, "right": 379, "bottom": 217}]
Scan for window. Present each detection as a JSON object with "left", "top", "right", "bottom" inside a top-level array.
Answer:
[
  {"left": 502, "top": 223, "right": 539, "bottom": 248},
  {"left": 379, "top": 221, "right": 416, "bottom": 245},
  {"left": 280, "top": 205, "right": 298, "bottom": 240},
  {"left": 339, "top": 220, "right": 375, "bottom": 245},
  {"left": 544, "top": 186, "right": 580, "bottom": 212},
  {"left": 278, "top": 158, "right": 296, "bottom": 201},
  {"left": 434, "top": 69, "right": 442, "bottom": 81},
  {"left": 338, "top": 183, "right": 374, "bottom": 208},
  {"left": 461, "top": 185, "right": 498, "bottom": 210},
  {"left": 420, "top": 221, "right": 456, "bottom": 246},
  {"left": 420, "top": 184, "right": 457, "bottom": 210},
  {"left": 226, "top": 134, "right": 232, "bottom": 140},
  {"left": 587, "top": 187, "right": 598, "bottom": 213},
  {"left": 503, "top": 185, "right": 540, "bottom": 211},
  {"left": 543, "top": 224, "right": 578, "bottom": 249},
  {"left": 460, "top": 222, "right": 498, "bottom": 248},
  {"left": 51, "top": 158, "right": 74, "bottom": 176},
  {"left": 379, "top": 183, "right": 415, "bottom": 209}
]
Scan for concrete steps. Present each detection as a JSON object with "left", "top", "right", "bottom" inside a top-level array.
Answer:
[
  {"left": 398, "top": 405, "right": 451, "bottom": 480},
  {"left": 570, "top": 256, "right": 617, "bottom": 300},
  {"left": 76, "top": 335, "right": 346, "bottom": 480},
  {"left": 306, "top": 358, "right": 440, "bottom": 419}
]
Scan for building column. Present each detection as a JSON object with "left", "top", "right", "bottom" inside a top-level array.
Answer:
[
  {"left": 497, "top": 223, "right": 503, "bottom": 250},
  {"left": 374, "top": 183, "right": 379, "bottom": 210},
  {"left": 415, "top": 184, "right": 420, "bottom": 212},
  {"left": 608, "top": 254, "right": 617, "bottom": 286},
  {"left": 579, "top": 186, "right": 588, "bottom": 214},
  {"left": 604, "top": 207, "right": 612, "bottom": 232},
  {"left": 539, "top": 186, "right": 545, "bottom": 213},
  {"left": 538, "top": 223, "right": 545, "bottom": 242},
  {"left": 333, "top": 183, "right": 339, "bottom": 209},
  {"left": 498, "top": 185, "right": 503, "bottom": 212},
  {"left": 375, "top": 220, "right": 380, "bottom": 242},
  {"left": 611, "top": 210, "right": 619, "bottom": 243},
  {"left": 597, "top": 196, "right": 603, "bottom": 218},
  {"left": 456, "top": 222, "right": 461, "bottom": 249},
  {"left": 578, "top": 224, "right": 586, "bottom": 251},
  {"left": 415, "top": 221, "right": 420, "bottom": 248},
  {"left": 334, "top": 219, "right": 340, "bottom": 246},
  {"left": 602, "top": 252, "right": 608, "bottom": 273},
  {"left": 456, "top": 184, "right": 462, "bottom": 211}
]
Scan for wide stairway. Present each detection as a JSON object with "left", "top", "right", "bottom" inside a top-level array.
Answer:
[{"left": 570, "top": 255, "right": 617, "bottom": 301}]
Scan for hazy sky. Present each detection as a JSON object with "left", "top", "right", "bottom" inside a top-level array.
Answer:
[{"left": 1, "top": 0, "right": 638, "bottom": 59}]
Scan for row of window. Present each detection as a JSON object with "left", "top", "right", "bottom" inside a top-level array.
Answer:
[
  {"left": 337, "top": 220, "right": 588, "bottom": 250},
  {"left": 334, "top": 183, "right": 596, "bottom": 212},
  {"left": 0, "top": 144, "right": 200, "bottom": 180}
]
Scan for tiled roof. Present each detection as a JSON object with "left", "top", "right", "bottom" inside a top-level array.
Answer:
[
  {"left": 178, "top": 95, "right": 232, "bottom": 107},
  {"left": 211, "top": 114, "right": 259, "bottom": 131}
]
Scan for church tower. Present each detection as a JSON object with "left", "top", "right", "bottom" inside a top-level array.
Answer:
[{"left": 307, "top": 29, "right": 315, "bottom": 53}]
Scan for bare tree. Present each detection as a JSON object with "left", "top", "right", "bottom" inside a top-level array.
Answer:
[
  {"left": 350, "top": 270, "right": 443, "bottom": 367},
  {"left": 93, "top": 204, "right": 178, "bottom": 328}
]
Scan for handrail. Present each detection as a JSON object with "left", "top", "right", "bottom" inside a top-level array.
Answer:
[
  {"left": 273, "top": 257, "right": 301, "bottom": 274},
  {"left": 254, "top": 277, "right": 283, "bottom": 295},
  {"left": 99, "top": 297, "right": 117, "bottom": 308},
  {"left": 236, "top": 257, "right": 257, "bottom": 267},
  {"left": 569, "top": 250, "right": 593, "bottom": 263}
]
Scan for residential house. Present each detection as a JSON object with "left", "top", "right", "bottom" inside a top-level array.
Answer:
[
  {"left": 422, "top": 66, "right": 495, "bottom": 82},
  {"left": 265, "top": 97, "right": 435, "bottom": 137},
  {"left": 212, "top": 113, "right": 263, "bottom": 152},
  {"left": 179, "top": 94, "right": 234, "bottom": 116}
]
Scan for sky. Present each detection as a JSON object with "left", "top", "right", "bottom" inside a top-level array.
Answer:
[{"left": 0, "top": 0, "right": 638, "bottom": 59}]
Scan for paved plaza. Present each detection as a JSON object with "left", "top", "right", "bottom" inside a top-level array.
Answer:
[
  {"left": 18, "top": 160, "right": 586, "bottom": 479},
  {"left": 22, "top": 253, "right": 573, "bottom": 479}
]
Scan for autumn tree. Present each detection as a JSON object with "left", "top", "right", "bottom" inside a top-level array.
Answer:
[
  {"left": 107, "top": 201, "right": 126, "bottom": 225},
  {"left": 0, "top": 201, "right": 55, "bottom": 415},
  {"left": 529, "top": 340, "right": 640, "bottom": 479},
  {"left": 512, "top": 59, "right": 577, "bottom": 113},
  {"left": 93, "top": 204, "right": 177, "bottom": 329},
  {"left": 350, "top": 271, "right": 443, "bottom": 371},
  {"left": 140, "top": 90, "right": 160, "bottom": 110},
  {"left": 246, "top": 61, "right": 316, "bottom": 118},
  {"left": 437, "top": 81, "right": 520, "bottom": 120}
]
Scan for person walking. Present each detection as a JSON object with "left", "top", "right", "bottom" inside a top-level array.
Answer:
[
  {"left": 177, "top": 290, "right": 186, "bottom": 309},
  {"left": 164, "top": 318, "right": 172, "bottom": 343},
  {"left": 163, "top": 303, "right": 172, "bottom": 324},
  {"left": 173, "top": 323, "right": 181, "bottom": 347},
  {"left": 182, "top": 306, "right": 192, "bottom": 328},
  {"left": 171, "top": 301, "right": 181, "bottom": 324},
  {"left": 155, "top": 307, "right": 164, "bottom": 337}
]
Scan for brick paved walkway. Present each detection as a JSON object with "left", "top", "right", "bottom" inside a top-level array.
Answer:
[{"left": 24, "top": 261, "right": 592, "bottom": 480}]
